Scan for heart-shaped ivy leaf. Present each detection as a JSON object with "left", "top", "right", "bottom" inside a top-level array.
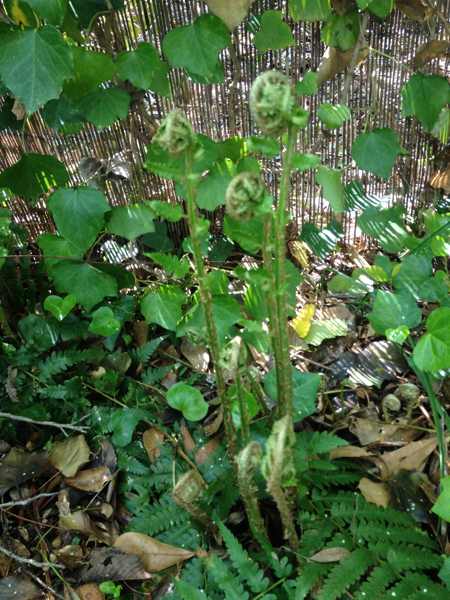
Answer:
[
  {"left": 413, "top": 307, "right": 450, "bottom": 372},
  {"left": 351, "top": 128, "right": 409, "bottom": 179},
  {"left": 300, "top": 221, "right": 344, "bottom": 259},
  {"left": 88, "top": 306, "right": 121, "bottom": 337},
  {"left": 167, "top": 382, "right": 208, "bottom": 421},
  {"left": 367, "top": 290, "right": 422, "bottom": 335},
  {"left": 44, "top": 294, "right": 76, "bottom": 321}
]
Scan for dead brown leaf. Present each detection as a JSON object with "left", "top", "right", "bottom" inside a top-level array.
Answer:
[
  {"left": 430, "top": 170, "right": 450, "bottom": 194},
  {"left": 133, "top": 321, "right": 148, "bottom": 346},
  {"left": 49, "top": 435, "right": 90, "bottom": 477},
  {"left": 180, "top": 337, "right": 209, "bottom": 372},
  {"left": 0, "top": 448, "right": 49, "bottom": 495},
  {"left": 348, "top": 417, "right": 380, "bottom": 446},
  {"left": 6, "top": 365, "right": 19, "bottom": 402},
  {"left": 378, "top": 422, "right": 422, "bottom": 444},
  {"left": 143, "top": 428, "right": 165, "bottom": 464},
  {"left": 54, "top": 544, "right": 85, "bottom": 569},
  {"left": 0, "top": 538, "right": 30, "bottom": 576},
  {"left": 358, "top": 478, "right": 389, "bottom": 508},
  {"left": 114, "top": 532, "right": 195, "bottom": 572},
  {"left": 195, "top": 436, "right": 221, "bottom": 466},
  {"left": 180, "top": 423, "right": 196, "bottom": 454},
  {"left": 329, "top": 445, "right": 376, "bottom": 460},
  {"left": 11, "top": 100, "right": 26, "bottom": 121},
  {"left": 289, "top": 240, "right": 309, "bottom": 268},
  {"left": 70, "top": 548, "right": 151, "bottom": 583},
  {"left": 0, "top": 576, "right": 41, "bottom": 600},
  {"left": 317, "top": 43, "right": 369, "bottom": 87},
  {"left": 381, "top": 435, "right": 438, "bottom": 476},
  {"left": 396, "top": 0, "right": 429, "bottom": 21},
  {"left": 203, "top": 405, "right": 224, "bottom": 437},
  {"left": 414, "top": 39, "right": 449, "bottom": 68},
  {"left": 205, "top": 0, "right": 253, "bottom": 31},
  {"left": 64, "top": 466, "right": 111, "bottom": 492},
  {"left": 161, "top": 370, "right": 178, "bottom": 390},
  {"left": 309, "top": 547, "right": 351, "bottom": 562},
  {"left": 59, "top": 512, "right": 111, "bottom": 545},
  {"left": 75, "top": 583, "right": 105, "bottom": 600}
]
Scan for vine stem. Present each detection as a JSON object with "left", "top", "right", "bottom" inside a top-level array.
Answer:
[{"left": 185, "top": 149, "right": 238, "bottom": 462}]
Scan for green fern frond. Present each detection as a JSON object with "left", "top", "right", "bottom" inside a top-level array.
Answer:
[
  {"left": 318, "top": 547, "right": 374, "bottom": 600},
  {"left": 39, "top": 384, "right": 68, "bottom": 399},
  {"left": 386, "top": 543, "right": 444, "bottom": 571},
  {"left": 117, "top": 452, "right": 150, "bottom": 475},
  {"left": 387, "top": 571, "right": 449, "bottom": 599},
  {"left": 353, "top": 563, "right": 398, "bottom": 600},
  {"left": 298, "top": 519, "right": 337, "bottom": 557},
  {"left": 300, "top": 430, "right": 349, "bottom": 455},
  {"left": 207, "top": 554, "right": 249, "bottom": 600},
  {"left": 141, "top": 365, "right": 172, "bottom": 385},
  {"left": 37, "top": 348, "right": 105, "bottom": 381},
  {"left": 173, "top": 579, "right": 212, "bottom": 600},
  {"left": 157, "top": 523, "right": 202, "bottom": 552},
  {"left": 146, "top": 253, "right": 190, "bottom": 279},
  {"left": 218, "top": 522, "right": 269, "bottom": 594},
  {"left": 211, "top": 483, "right": 240, "bottom": 521},
  {"left": 295, "top": 562, "right": 330, "bottom": 600},
  {"left": 130, "top": 335, "right": 165, "bottom": 364},
  {"left": 308, "top": 470, "right": 363, "bottom": 487},
  {"left": 356, "top": 522, "right": 438, "bottom": 550},
  {"left": 125, "top": 493, "right": 189, "bottom": 536}
]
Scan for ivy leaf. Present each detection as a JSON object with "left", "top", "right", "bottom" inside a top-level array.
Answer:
[
  {"left": 115, "top": 42, "right": 171, "bottom": 98},
  {"left": 321, "top": 9, "right": 359, "bottom": 52},
  {"left": 295, "top": 72, "right": 318, "bottom": 95},
  {"left": 42, "top": 94, "right": 86, "bottom": 131},
  {"left": 252, "top": 11, "right": 294, "bottom": 54},
  {"left": 71, "top": 88, "right": 130, "bottom": 130},
  {"left": 25, "top": 0, "right": 69, "bottom": 26},
  {"left": 217, "top": 137, "right": 248, "bottom": 161},
  {"left": 290, "top": 0, "right": 331, "bottom": 22},
  {"left": 142, "top": 221, "right": 175, "bottom": 253},
  {"left": 52, "top": 262, "right": 118, "bottom": 312},
  {"left": 44, "top": 294, "right": 77, "bottom": 321},
  {"left": 315, "top": 166, "right": 344, "bottom": 215},
  {"left": 0, "top": 154, "right": 69, "bottom": 204},
  {"left": 402, "top": 73, "right": 450, "bottom": 131},
  {"left": 95, "top": 264, "right": 135, "bottom": 291},
  {"left": 184, "top": 59, "right": 224, "bottom": 85},
  {"left": 110, "top": 408, "right": 146, "bottom": 447},
  {"left": 68, "top": 0, "right": 124, "bottom": 29},
  {"left": 247, "top": 136, "right": 279, "bottom": 158},
  {"left": 0, "top": 23, "right": 73, "bottom": 116},
  {"left": 351, "top": 128, "right": 409, "bottom": 179},
  {"left": 265, "top": 368, "right": 321, "bottom": 421},
  {"left": 413, "top": 308, "right": 450, "bottom": 371},
  {"left": 106, "top": 205, "right": 156, "bottom": 239},
  {"left": 358, "top": 204, "right": 408, "bottom": 253},
  {"left": 367, "top": 290, "right": 422, "bottom": 335},
  {"left": 300, "top": 221, "right": 344, "bottom": 259},
  {"left": 162, "top": 14, "right": 230, "bottom": 77},
  {"left": 392, "top": 255, "right": 433, "bottom": 300},
  {"left": 89, "top": 306, "right": 121, "bottom": 337},
  {"left": 317, "top": 103, "right": 351, "bottom": 130},
  {"left": 417, "top": 278, "right": 448, "bottom": 302},
  {"left": 292, "top": 153, "right": 320, "bottom": 172},
  {"left": 237, "top": 156, "right": 261, "bottom": 174},
  {"left": 141, "top": 286, "right": 187, "bottom": 332},
  {"left": 47, "top": 187, "right": 111, "bottom": 253},
  {"left": 369, "top": 0, "right": 394, "bottom": 19},
  {"left": 35, "top": 233, "right": 83, "bottom": 278},
  {"left": 167, "top": 382, "right": 208, "bottom": 421},
  {"left": 196, "top": 159, "right": 237, "bottom": 211},
  {"left": 63, "top": 47, "right": 114, "bottom": 100},
  {"left": 4, "top": 0, "right": 40, "bottom": 27}
]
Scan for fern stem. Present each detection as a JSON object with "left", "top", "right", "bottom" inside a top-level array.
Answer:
[
  {"left": 253, "top": 577, "right": 287, "bottom": 600},
  {"left": 237, "top": 441, "right": 269, "bottom": 542},
  {"left": 235, "top": 378, "right": 250, "bottom": 446},
  {"left": 246, "top": 367, "right": 270, "bottom": 418}
]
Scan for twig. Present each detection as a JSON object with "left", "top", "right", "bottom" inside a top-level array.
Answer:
[
  {"left": 339, "top": 10, "right": 370, "bottom": 104},
  {"left": 0, "top": 412, "right": 90, "bottom": 434},
  {"left": 228, "top": 40, "right": 242, "bottom": 136},
  {"left": 0, "top": 493, "right": 58, "bottom": 509},
  {"left": 0, "top": 544, "right": 65, "bottom": 569}
]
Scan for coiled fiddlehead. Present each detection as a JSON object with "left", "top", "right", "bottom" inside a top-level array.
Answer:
[
  {"left": 249, "top": 71, "right": 295, "bottom": 138},
  {"left": 155, "top": 109, "right": 198, "bottom": 159},
  {"left": 225, "top": 171, "right": 267, "bottom": 222}
]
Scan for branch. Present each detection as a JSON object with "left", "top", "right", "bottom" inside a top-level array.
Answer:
[
  {"left": 0, "top": 412, "right": 90, "bottom": 434},
  {"left": 0, "top": 493, "right": 59, "bottom": 509},
  {"left": 228, "top": 38, "right": 242, "bottom": 136},
  {"left": 0, "top": 544, "right": 65, "bottom": 570}
]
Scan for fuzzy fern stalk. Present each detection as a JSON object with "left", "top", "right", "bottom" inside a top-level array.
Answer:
[
  {"left": 156, "top": 110, "right": 238, "bottom": 462},
  {"left": 261, "top": 415, "right": 299, "bottom": 550},
  {"left": 172, "top": 470, "right": 219, "bottom": 538},
  {"left": 237, "top": 441, "right": 269, "bottom": 542}
]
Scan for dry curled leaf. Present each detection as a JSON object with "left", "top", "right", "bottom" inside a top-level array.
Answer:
[
  {"left": 380, "top": 435, "right": 438, "bottom": 476},
  {"left": 180, "top": 423, "right": 196, "bottom": 453},
  {"left": 54, "top": 544, "right": 85, "bottom": 569},
  {"left": 396, "top": 0, "right": 429, "bottom": 21},
  {"left": 195, "top": 436, "right": 221, "bottom": 466},
  {"left": 317, "top": 43, "right": 369, "bottom": 87},
  {"left": 358, "top": 477, "right": 389, "bottom": 508},
  {"left": 0, "top": 576, "right": 42, "bottom": 600},
  {"left": 0, "top": 538, "right": 30, "bottom": 576},
  {"left": 11, "top": 100, "right": 26, "bottom": 120},
  {"left": 59, "top": 512, "right": 111, "bottom": 545},
  {"left": 143, "top": 428, "right": 165, "bottom": 464},
  {"left": 180, "top": 337, "right": 209, "bottom": 372},
  {"left": 289, "top": 240, "right": 309, "bottom": 268},
  {"left": 0, "top": 447, "right": 48, "bottom": 495},
  {"left": 133, "top": 320, "right": 148, "bottom": 346},
  {"left": 64, "top": 466, "right": 112, "bottom": 493},
  {"left": 70, "top": 548, "right": 151, "bottom": 583},
  {"left": 74, "top": 583, "right": 105, "bottom": 600},
  {"left": 414, "top": 39, "right": 449, "bottom": 68},
  {"left": 205, "top": 0, "right": 253, "bottom": 31},
  {"left": 310, "top": 547, "right": 351, "bottom": 563},
  {"left": 114, "top": 532, "right": 194, "bottom": 572},
  {"left": 49, "top": 435, "right": 90, "bottom": 477},
  {"left": 6, "top": 365, "right": 19, "bottom": 402}
]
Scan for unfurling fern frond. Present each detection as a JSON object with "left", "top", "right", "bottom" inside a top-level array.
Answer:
[
  {"left": 37, "top": 348, "right": 106, "bottom": 381},
  {"left": 130, "top": 335, "right": 165, "bottom": 364},
  {"left": 317, "top": 547, "right": 374, "bottom": 600}
]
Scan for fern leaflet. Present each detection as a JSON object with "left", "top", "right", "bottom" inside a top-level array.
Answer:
[
  {"left": 353, "top": 564, "right": 398, "bottom": 600},
  {"left": 173, "top": 579, "right": 211, "bottom": 600},
  {"left": 125, "top": 492, "right": 189, "bottom": 536},
  {"left": 207, "top": 554, "right": 249, "bottom": 600},
  {"left": 130, "top": 335, "right": 165, "bottom": 364},
  {"left": 37, "top": 349, "right": 105, "bottom": 381},
  {"left": 318, "top": 547, "right": 374, "bottom": 600},
  {"left": 386, "top": 543, "right": 443, "bottom": 571},
  {"left": 295, "top": 562, "right": 329, "bottom": 600}
]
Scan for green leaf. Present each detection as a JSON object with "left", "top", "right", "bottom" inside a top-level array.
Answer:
[
  {"left": 217, "top": 137, "right": 248, "bottom": 162},
  {"left": 44, "top": 294, "right": 76, "bottom": 321},
  {"left": 265, "top": 368, "right": 321, "bottom": 420},
  {"left": 290, "top": 0, "right": 331, "bottom": 22},
  {"left": 106, "top": 204, "right": 155, "bottom": 239},
  {"left": 417, "top": 277, "right": 448, "bottom": 302},
  {"left": 247, "top": 136, "right": 279, "bottom": 158},
  {"left": 69, "top": 0, "right": 124, "bottom": 30},
  {"left": 327, "top": 273, "right": 368, "bottom": 296},
  {"left": 208, "top": 237, "right": 234, "bottom": 264},
  {"left": 162, "top": 14, "right": 230, "bottom": 77},
  {"left": 63, "top": 47, "right": 114, "bottom": 100},
  {"left": 141, "top": 286, "right": 187, "bottom": 332},
  {"left": 0, "top": 23, "right": 73, "bottom": 115},
  {"left": 367, "top": 290, "right": 422, "bottom": 335},
  {"left": 59, "top": 314, "right": 89, "bottom": 341},
  {"left": 413, "top": 308, "right": 450, "bottom": 371},
  {"left": 374, "top": 255, "right": 392, "bottom": 278},
  {"left": 351, "top": 128, "right": 408, "bottom": 179},
  {"left": 185, "top": 59, "right": 225, "bottom": 85},
  {"left": 52, "top": 262, "right": 118, "bottom": 312},
  {"left": 196, "top": 159, "right": 237, "bottom": 211},
  {"left": 386, "top": 326, "right": 409, "bottom": 345},
  {"left": 237, "top": 156, "right": 261, "bottom": 175},
  {"left": 4, "top": 0, "right": 40, "bottom": 27},
  {"left": 146, "top": 253, "right": 190, "bottom": 280},
  {"left": 0, "top": 154, "right": 69, "bottom": 204},
  {"left": 0, "top": 96, "right": 24, "bottom": 132},
  {"left": 167, "top": 382, "right": 208, "bottom": 421},
  {"left": 315, "top": 165, "right": 344, "bottom": 215},
  {"left": 89, "top": 306, "right": 121, "bottom": 337},
  {"left": 438, "top": 556, "right": 450, "bottom": 590},
  {"left": 18, "top": 314, "right": 59, "bottom": 353},
  {"left": 431, "top": 107, "right": 450, "bottom": 144},
  {"left": 43, "top": 94, "right": 86, "bottom": 131},
  {"left": 402, "top": 73, "right": 450, "bottom": 131},
  {"left": 115, "top": 42, "right": 171, "bottom": 97},
  {"left": 223, "top": 215, "right": 263, "bottom": 253},
  {"left": 392, "top": 255, "right": 433, "bottom": 300},
  {"left": 303, "top": 318, "right": 348, "bottom": 346},
  {"left": 230, "top": 386, "right": 259, "bottom": 427},
  {"left": 300, "top": 221, "right": 344, "bottom": 259},
  {"left": 47, "top": 187, "right": 111, "bottom": 253},
  {"left": 25, "top": 0, "right": 68, "bottom": 25},
  {"left": 358, "top": 204, "right": 408, "bottom": 253},
  {"left": 95, "top": 264, "right": 135, "bottom": 291},
  {"left": 356, "top": 0, "right": 373, "bottom": 8},
  {"left": 295, "top": 71, "right": 318, "bottom": 95},
  {"left": 147, "top": 201, "right": 183, "bottom": 223},
  {"left": 321, "top": 9, "right": 359, "bottom": 52},
  {"left": 142, "top": 221, "right": 174, "bottom": 253},
  {"left": 292, "top": 152, "right": 321, "bottom": 172},
  {"left": 110, "top": 408, "right": 145, "bottom": 447},
  {"left": 71, "top": 87, "right": 130, "bottom": 130},
  {"left": 317, "top": 103, "right": 351, "bottom": 130},
  {"left": 35, "top": 232, "right": 83, "bottom": 278},
  {"left": 252, "top": 11, "right": 294, "bottom": 54},
  {"left": 369, "top": 0, "right": 394, "bottom": 18},
  {"left": 363, "top": 265, "right": 390, "bottom": 282}
]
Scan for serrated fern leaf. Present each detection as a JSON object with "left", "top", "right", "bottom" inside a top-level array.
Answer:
[
  {"left": 306, "top": 430, "right": 349, "bottom": 455},
  {"left": 218, "top": 522, "right": 269, "bottom": 594},
  {"left": 356, "top": 522, "right": 438, "bottom": 550},
  {"left": 387, "top": 572, "right": 449, "bottom": 600},
  {"left": 37, "top": 349, "right": 105, "bottom": 381},
  {"left": 147, "top": 200, "right": 184, "bottom": 222},
  {"left": 146, "top": 253, "right": 190, "bottom": 279},
  {"left": 318, "top": 548, "right": 374, "bottom": 600},
  {"left": 295, "top": 562, "right": 329, "bottom": 600},
  {"left": 207, "top": 554, "right": 249, "bottom": 600},
  {"left": 212, "top": 483, "right": 240, "bottom": 521},
  {"left": 299, "top": 520, "right": 337, "bottom": 558},
  {"left": 173, "top": 578, "right": 211, "bottom": 600},
  {"left": 142, "top": 365, "right": 172, "bottom": 385},
  {"left": 386, "top": 543, "right": 443, "bottom": 571},
  {"left": 353, "top": 563, "right": 398, "bottom": 600},
  {"left": 39, "top": 384, "right": 68, "bottom": 399},
  {"left": 130, "top": 335, "right": 165, "bottom": 364},
  {"left": 125, "top": 492, "right": 189, "bottom": 536}
]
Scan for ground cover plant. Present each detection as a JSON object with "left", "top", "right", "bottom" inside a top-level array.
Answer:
[{"left": 0, "top": 1, "right": 450, "bottom": 599}]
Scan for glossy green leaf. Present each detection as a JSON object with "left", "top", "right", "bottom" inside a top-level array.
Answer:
[
  {"left": 351, "top": 128, "right": 408, "bottom": 179},
  {"left": 0, "top": 23, "right": 73, "bottom": 115},
  {"left": 315, "top": 165, "right": 344, "bottom": 215},
  {"left": 25, "top": 0, "right": 69, "bottom": 25},
  {"left": 265, "top": 368, "right": 321, "bottom": 421},
  {"left": 196, "top": 159, "right": 237, "bottom": 211},
  {"left": 208, "top": 237, "right": 234, "bottom": 264},
  {"left": 417, "top": 277, "right": 448, "bottom": 302},
  {"left": 438, "top": 556, "right": 450, "bottom": 590},
  {"left": 185, "top": 59, "right": 224, "bottom": 85},
  {"left": 110, "top": 408, "right": 145, "bottom": 448},
  {"left": 292, "top": 152, "right": 321, "bottom": 171},
  {"left": 356, "top": 0, "right": 373, "bottom": 8},
  {"left": 303, "top": 319, "right": 348, "bottom": 346},
  {"left": 52, "top": 262, "right": 118, "bottom": 312},
  {"left": 247, "top": 136, "right": 279, "bottom": 158},
  {"left": 71, "top": 87, "right": 130, "bottom": 130},
  {"left": 413, "top": 308, "right": 450, "bottom": 371},
  {"left": 0, "top": 154, "right": 69, "bottom": 204},
  {"left": 223, "top": 215, "right": 264, "bottom": 253},
  {"left": 47, "top": 187, "right": 111, "bottom": 253},
  {"left": 402, "top": 73, "right": 450, "bottom": 131},
  {"left": 367, "top": 290, "right": 422, "bottom": 335},
  {"left": 43, "top": 94, "right": 86, "bottom": 131},
  {"left": 4, "top": 0, "right": 40, "bottom": 27},
  {"left": 35, "top": 233, "right": 83, "bottom": 278},
  {"left": 167, "top": 382, "right": 208, "bottom": 421},
  {"left": 369, "top": 0, "right": 394, "bottom": 18},
  {"left": 317, "top": 103, "right": 351, "bottom": 130},
  {"left": 18, "top": 314, "right": 59, "bottom": 353},
  {"left": 115, "top": 42, "right": 171, "bottom": 97},
  {"left": 363, "top": 265, "right": 390, "bottom": 282},
  {"left": 358, "top": 204, "right": 408, "bottom": 253},
  {"left": 253, "top": 11, "right": 294, "bottom": 54},
  {"left": 162, "top": 14, "right": 230, "bottom": 77},
  {"left": 141, "top": 286, "right": 187, "bottom": 332},
  {"left": 59, "top": 314, "right": 89, "bottom": 341},
  {"left": 106, "top": 205, "right": 155, "bottom": 239},
  {"left": 295, "top": 71, "right": 318, "bottom": 95},
  {"left": 95, "top": 264, "right": 134, "bottom": 291},
  {"left": 63, "top": 47, "right": 114, "bottom": 100},
  {"left": 327, "top": 273, "right": 368, "bottom": 296},
  {"left": 374, "top": 255, "right": 392, "bottom": 278},
  {"left": 300, "top": 221, "right": 344, "bottom": 259},
  {"left": 392, "top": 255, "right": 432, "bottom": 299},
  {"left": 386, "top": 326, "right": 409, "bottom": 345},
  {"left": 321, "top": 10, "right": 359, "bottom": 52},
  {"left": 89, "top": 306, "right": 121, "bottom": 337},
  {"left": 44, "top": 294, "right": 76, "bottom": 321},
  {"left": 290, "top": 0, "right": 331, "bottom": 22}
]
